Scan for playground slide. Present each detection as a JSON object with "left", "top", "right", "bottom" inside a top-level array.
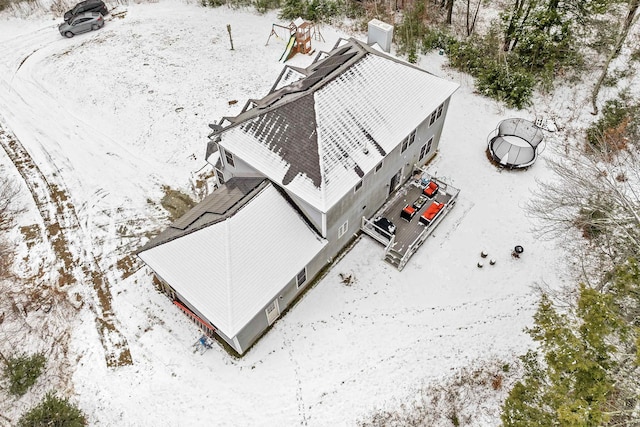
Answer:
[{"left": 279, "top": 35, "right": 296, "bottom": 62}]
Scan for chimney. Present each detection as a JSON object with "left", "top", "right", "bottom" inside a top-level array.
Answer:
[{"left": 367, "top": 19, "right": 394, "bottom": 53}]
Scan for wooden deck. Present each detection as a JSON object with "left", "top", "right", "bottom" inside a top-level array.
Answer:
[{"left": 361, "top": 173, "right": 460, "bottom": 270}]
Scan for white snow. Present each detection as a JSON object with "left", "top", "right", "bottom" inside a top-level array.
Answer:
[
  {"left": 0, "top": 0, "right": 595, "bottom": 425},
  {"left": 139, "top": 182, "right": 327, "bottom": 339},
  {"left": 221, "top": 46, "right": 459, "bottom": 213}
]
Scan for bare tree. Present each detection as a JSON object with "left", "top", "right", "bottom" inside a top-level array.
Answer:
[
  {"left": 591, "top": 0, "right": 640, "bottom": 115},
  {"left": 466, "top": 0, "right": 482, "bottom": 35},
  {"left": 502, "top": 0, "right": 538, "bottom": 51},
  {"left": 528, "top": 141, "right": 640, "bottom": 285}
]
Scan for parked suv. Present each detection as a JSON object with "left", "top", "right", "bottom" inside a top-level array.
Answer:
[
  {"left": 59, "top": 12, "right": 104, "bottom": 38},
  {"left": 63, "top": 0, "right": 108, "bottom": 22}
]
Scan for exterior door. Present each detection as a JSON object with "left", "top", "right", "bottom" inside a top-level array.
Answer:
[
  {"left": 265, "top": 299, "right": 280, "bottom": 325},
  {"left": 389, "top": 169, "right": 402, "bottom": 195}
]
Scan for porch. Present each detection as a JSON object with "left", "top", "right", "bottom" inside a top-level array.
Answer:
[{"left": 361, "top": 171, "right": 460, "bottom": 270}]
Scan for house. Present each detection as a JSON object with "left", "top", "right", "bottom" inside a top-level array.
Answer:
[{"left": 137, "top": 37, "right": 459, "bottom": 355}]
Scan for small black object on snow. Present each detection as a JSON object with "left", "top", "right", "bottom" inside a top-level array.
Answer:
[
  {"left": 481, "top": 250, "right": 488, "bottom": 258},
  {"left": 477, "top": 261, "right": 484, "bottom": 268},
  {"left": 514, "top": 245, "right": 524, "bottom": 254},
  {"left": 489, "top": 259, "right": 496, "bottom": 265}
]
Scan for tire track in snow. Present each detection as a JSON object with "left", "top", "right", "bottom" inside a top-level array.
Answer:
[{"left": 0, "top": 123, "right": 132, "bottom": 368}]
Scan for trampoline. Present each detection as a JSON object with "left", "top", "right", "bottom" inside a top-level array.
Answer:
[{"left": 487, "top": 118, "right": 545, "bottom": 169}]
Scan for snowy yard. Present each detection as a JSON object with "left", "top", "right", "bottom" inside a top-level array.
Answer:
[{"left": 0, "top": 0, "right": 593, "bottom": 424}]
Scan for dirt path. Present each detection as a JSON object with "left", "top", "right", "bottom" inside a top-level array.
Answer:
[{"left": 0, "top": 123, "right": 132, "bottom": 367}]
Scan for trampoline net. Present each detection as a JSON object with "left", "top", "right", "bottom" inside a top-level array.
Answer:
[
  {"left": 497, "top": 119, "right": 544, "bottom": 148},
  {"left": 490, "top": 136, "right": 535, "bottom": 167}
]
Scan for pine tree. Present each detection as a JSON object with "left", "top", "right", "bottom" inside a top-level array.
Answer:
[
  {"left": 279, "top": 0, "right": 306, "bottom": 20},
  {"left": 502, "top": 288, "right": 623, "bottom": 426},
  {"left": 18, "top": 393, "right": 86, "bottom": 427}
]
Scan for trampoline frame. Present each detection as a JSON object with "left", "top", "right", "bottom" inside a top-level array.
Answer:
[{"left": 486, "top": 118, "right": 545, "bottom": 169}]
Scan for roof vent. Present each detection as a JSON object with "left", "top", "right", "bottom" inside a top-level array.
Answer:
[{"left": 367, "top": 19, "right": 394, "bottom": 53}]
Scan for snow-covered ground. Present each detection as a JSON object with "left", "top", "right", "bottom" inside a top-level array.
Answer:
[{"left": 0, "top": 0, "right": 600, "bottom": 425}]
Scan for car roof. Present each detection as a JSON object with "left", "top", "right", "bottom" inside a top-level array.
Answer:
[{"left": 73, "top": 11, "right": 102, "bottom": 19}]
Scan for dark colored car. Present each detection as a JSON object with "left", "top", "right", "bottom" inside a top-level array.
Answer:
[
  {"left": 64, "top": 0, "right": 108, "bottom": 23},
  {"left": 58, "top": 12, "right": 104, "bottom": 38},
  {"left": 373, "top": 216, "right": 396, "bottom": 238}
]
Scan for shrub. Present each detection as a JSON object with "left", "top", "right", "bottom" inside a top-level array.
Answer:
[
  {"left": 444, "top": 34, "right": 535, "bottom": 109},
  {"left": 279, "top": 0, "right": 306, "bottom": 20},
  {"left": 476, "top": 62, "right": 535, "bottom": 110},
  {"left": 17, "top": 392, "right": 86, "bottom": 427},
  {"left": 3, "top": 353, "right": 46, "bottom": 397},
  {"left": 586, "top": 97, "right": 640, "bottom": 151},
  {"left": 420, "top": 28, "right": 455, "bottom": 52},
  {"left": 254, "top": 0, "right": 280, "bottom": 12},
  {"left": 394, "top": 0, "right": 427, "bottom": 57}
]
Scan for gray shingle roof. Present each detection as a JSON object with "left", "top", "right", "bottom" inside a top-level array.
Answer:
[{"left": 208, "top": 38, "right": 459, "bottom": 212}]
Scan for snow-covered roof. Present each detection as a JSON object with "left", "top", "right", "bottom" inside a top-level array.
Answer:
[
  {"left": 138, "top": 181, "right": 326, "bottom": 338},
  {"left": 209, "top": 38, "right": 459, "bottom": 213}
]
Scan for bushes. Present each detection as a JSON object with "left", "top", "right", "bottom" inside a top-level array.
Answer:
[
  {"left": 279, "top": 0, "right": 341, "bottom": 22},
  {"left": 17, "top": 393, "right": 86, "bottom": 427},
  {"left": 476, "top": 62, "right": 535, "bottom": 110},
  {"left": 3, "top": 353, "right": 46, "bottom": 397},
  {"left": 1, "top": 353, "right": 87, "bottom": 426},
  {"left": 586, "top": 96, "right": 640, "bottom": 151},
  {"left": 445, "top": 33, "right": 536, "bottom": 109}
]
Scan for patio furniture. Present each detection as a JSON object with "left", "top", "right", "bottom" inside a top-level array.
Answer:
[
  {"left": 413, "top": 195, "right": 428, "bottom": 210},
  {"left": 423, "top": 181, "right": 439, "bottom": 198},
  {"left": 420, "top": 201, "right": 445, "bottom": 225},
  {"left": 401, "top": 204, "right": 416, "bottom": 221}
]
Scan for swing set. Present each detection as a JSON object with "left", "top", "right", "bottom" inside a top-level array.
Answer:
[{"left": 266, "top": 18, "right": 325, "bottom": 61}]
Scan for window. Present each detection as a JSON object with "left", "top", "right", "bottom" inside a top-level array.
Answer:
[
  {"left": 265, "top": 299, "right": 280, "bottom": 325},
  {"left": 401, "top": 138, "right": 409, "bottom": 153},
  {"left": 224, "top": 149, "right": 235, "bottom": 167},
  {"left": 408, "top": 130, "right": 416, "bottom": 146},
  {"left": 420, "top": 137, "right": 434, "bottom": 161},
  {"left": 354, "top": 180, "right": 362, "bottom": 193},
  {"left": 338, "top": 221, "right": 348, "bottom": 238},
  {"left": 436, "top": 103, "right": 444, "bottom": 119},
  {"left": 216, "top": 168, "right": 225, "bottom": 185},
  {"left": 375, "top": 162, "right": 383, "bottom": 173},
  {"left": 296, "top": 268, "right": 307, "bottom": 288},
  {"left": 429, "top": 111, "right": 437, "bottom": 126}
]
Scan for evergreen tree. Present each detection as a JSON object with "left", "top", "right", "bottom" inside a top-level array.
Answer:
[
  {"left": 3, "top": 353, "right": 46, "bottom": 397},
  {"left": 279, "top": 0, "right": 306, "bottom": 20},
  {"left": 503, "top": 260, "right": 640, "bottom": 425},
  {"left": 18, "top": 393, "right": 86, "bottom": 427}
]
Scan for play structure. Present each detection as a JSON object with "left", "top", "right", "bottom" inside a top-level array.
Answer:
[
  {"left": 266, "top": 18, "right": 324, "bottom": 62},
  {"left": 487, "top": 118, "right": 545, "bottom": 169}
]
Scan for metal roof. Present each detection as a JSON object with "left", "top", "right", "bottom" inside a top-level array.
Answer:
[
  {"left": 137, "top": 177, "right": 267, "bottom": 253},
  {"left": 138, "top": 182, "right": 327, "bottom": 338},
  {"left": 208, "top": 37, "right": 459, "bottom": 213}
]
